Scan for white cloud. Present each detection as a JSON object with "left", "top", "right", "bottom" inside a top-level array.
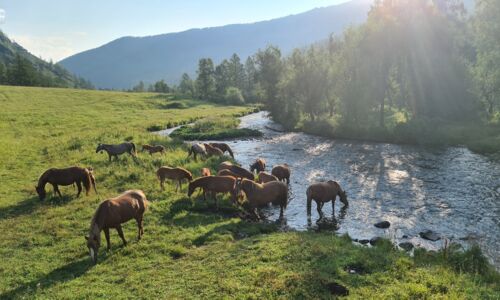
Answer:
[{"left": 10, "top": 34, "right": 77, "bottom": 62}]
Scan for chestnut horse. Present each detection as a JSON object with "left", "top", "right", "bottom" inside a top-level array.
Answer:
[
  {"left": 201, "top": 168, "right": 211, "bottom": 176},
  {"left": 187, "top": 176, "right": 237, "bottom": 207},
  {"left": 96, "top": 142, "right": 136, "bottom": 161},
  {"left": 306, "top": 180, "right": 348, "bottom": 217},
  {"left": 209, "top": 142, "right": 234, "bottom": 158},
  {"left": 272, "top": 164, "right": 291, "bottom": 184},
  {"left": 217, "top": 161, "right": 254, "bottom": 180},
  {"left": 236, "top": 178, "right": 288, "bottom": 219},
  {"left": 257, "top": 171, "right": 278, "bottom": 184},
  {"left": 203, "top": 143, "right": 224, "bottom": 157},
  {"left": 142, "top": 144, "right": 166, "bottom": 155},
  {"left": 86, "top": 190, "right": 149, "bottom": 264},
  {"left": 157, "top": 166, "right": 193, "bottom": 191},
  {"left": 250, "top": 158, "right": 266, "bottom": 173},
  {"left": 35, "top": 166, "right": 97, "bottom": 200}
]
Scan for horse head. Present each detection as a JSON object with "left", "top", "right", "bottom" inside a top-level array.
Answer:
[
  {"left": 85, "top": 227, "right": 101, "bottom": 264},
  {"left": 35, "top": 185, "right": 46, "bottom": 200},
  {"left": 339, "top": 190, "right": 348, "bottom": 207},
  {"left": 95, "top": 143, "right": 104, "bottom": 153}
]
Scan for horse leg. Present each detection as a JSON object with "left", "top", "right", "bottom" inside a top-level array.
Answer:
[
  {"left": 75, "top": 181, "right": 82, "bottom": 197},
  {"left": 116, "top": 225, "right": 127, "bottom": 246},
  {"left": 331, "top": 197, "right": 336, "bottom": 214},
  {"left": 279, "top": 206, "right": 284, "bottom": 219},
  {"left": 160, "top": 178, "right": 164, "bottom": 191},
  {"left": 108, "top": 153, "right": 112, "bottom": 162},
  {"left": 286, "top": 176, "right": 290, "bottom": 185},
  {"left": 104, "top": 228, "right": 111, "bottom": 250},
  {"left": 136, "top": 217, "right": 143, "bottom": 240},
  {"left": 178, "top": 180, "right": 182, "bottom": 192},
  {"left": 317, "top": 201, "right": 324, "bottom": 218},
  {"left": 175, "top": 180, "right": 179, "bottom": 192},
  {"left": 53, "top": 184, "right": 62, "bottom": 198}
]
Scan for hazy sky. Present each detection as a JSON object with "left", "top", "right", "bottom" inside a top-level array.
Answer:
[{"left": 0, "top": 0, "right": 350, "bottom": 62}]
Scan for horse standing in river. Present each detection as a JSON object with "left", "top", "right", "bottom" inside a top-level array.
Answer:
[
  {"left": 35, "top": 166, "right": 97, "bottom": 200},
  {"left": 86, "top": 190, "right": 149, "bottom": 264},
  {"left": 250, "top": 158, "right": 266, "bottom": 173},
  {"left": 96, "top": 142, "right": 136, "bottom": 161},
  {"left": 209, "top": 142, "right": 234, "bottom": 158},
  {"left": 306, "top": 180, "right": 348, "bottom": 217}
]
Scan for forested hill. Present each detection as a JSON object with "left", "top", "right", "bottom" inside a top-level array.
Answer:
[
  {"left": 59, "top": 0, "right": 372, "bottom": 89},
  {"left": 0, "top": 31, "right": 93, "bottom": 88}
]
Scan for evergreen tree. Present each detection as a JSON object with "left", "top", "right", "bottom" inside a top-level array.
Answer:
[{"left": 195, "top": 58, "right": 216, "bottom": 100}]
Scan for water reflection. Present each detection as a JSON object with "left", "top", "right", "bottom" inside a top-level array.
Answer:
[{"left": 210, "top": 111, "right": 500, "bottom": 269}]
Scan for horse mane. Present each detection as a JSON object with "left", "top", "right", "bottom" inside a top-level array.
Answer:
[{"left": 89, "top": 203, "right": 104, "bottom": 238}]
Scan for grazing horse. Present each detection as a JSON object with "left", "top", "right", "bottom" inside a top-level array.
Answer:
[
  {"left": 217, "top": 161, "right": 254, "bottom": 180},
  {"left": 203, "top": 143, "right": 224, "bottom": 157},
  {"left": 306, "top": 180, "right": 348, "bottom": 217},
  {"left": 250, "top": 158, "right": 266, "bottom": 173},
  {"left": 35, "top": 166, "right": 97, "bottom": 200},
  {"left": 201, "top": 168, "right": 211, "bottom": 176},
  {"left": 142, "top": 144, "right": 166, "bottom": 155},
  {"left": 85, "top": 190, "right": 149, "bottom": 264},
  {"left": 257, "top": 171, "right": 278, "bottom": 184},
  {"left": 96, "top": 142, "right": 136, "bottom": 161},
  {"left": 272, "top": 164, "right": 291, "bottom": 184},
  {"left": 209, "top": 142, "right": 234, "bottom": 158},
  {"left": 187, "top": 143, "right": 207, "bottom": 161},
  {"left": 156, "top": 166, "right": 193, "bottom": 191},
  {"left": 187, "top": 176, "right": 237, "bottom": 207},
  {"left": 236, "top": 178, "right": 288, "bottom": 219}
]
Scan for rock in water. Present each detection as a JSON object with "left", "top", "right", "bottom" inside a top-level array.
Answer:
[
  {"left": 326, "top": 282, "right": 349, "bottom": 296},
  {"left": 399, "top": 242, "right": 414, "bottom": 251},
  {"left": 419, "top": 230, "right": 441, "bottom": 241},
  {"left": 370, "top": 237, "right": 383, "bottom": 246},
  {"left": 374, "top": 221, "right": 391, "bottom": 229},
  {"left": 358, "top": 239, "right": 370, "bottom": 245}
]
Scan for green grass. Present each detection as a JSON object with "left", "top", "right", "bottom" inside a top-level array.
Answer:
[
  {"left": 0, "top": 85, "right": 498, "bottom": 299},
  {"left": 170, "top": 115, "right": 262, "bottom": 140}
]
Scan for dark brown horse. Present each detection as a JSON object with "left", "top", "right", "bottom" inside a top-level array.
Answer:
[
  {"left": 142, "top": 144, "right": 166, "bottom": 155},
  {"left": 187, "top": 176, "right": 238, "bottom": 207},
  {"left": 86, "top": 190, "right": 149, "bottom": 264},
  {"left": 306, "top": 180, "right": 348, "bottom": 217},
  {"left": 209, "top": 142, "right": 234, "bottom": 158},
  {"left": 35, "top": 167, "right": 97, "bottom": 200},
  {"left": 96, "top": 142, "right": 136, "bottom": 161},
  {"left": 250, "top": 158, "right": 266, "bottom": 173}
]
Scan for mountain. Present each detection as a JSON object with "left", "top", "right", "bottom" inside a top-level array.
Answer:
[
  {"left": 0, "top": 31, "right": 92, "bottom": 88},
  {"left": 60, "top": 0, "right": 372, "bottom": 89}
]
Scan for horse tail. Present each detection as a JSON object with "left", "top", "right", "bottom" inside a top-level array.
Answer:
[
  {"left": 89, "top": 170, "right": 98, "bottom": 195},
  {"left": 83, "top": 170, "right": 92, "bottom": 195},
  {"left": 130, "top": 142, "right": 137, "bottom": 156},
  {"left": 306, "top": 187, "right": 312, "bottom": 215}
]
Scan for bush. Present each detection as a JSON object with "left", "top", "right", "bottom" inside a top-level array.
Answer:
[{"left": 224, "top": 87, "right": 245, "bottom": 105}]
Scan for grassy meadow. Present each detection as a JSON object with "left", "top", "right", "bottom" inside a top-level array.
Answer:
[{"left": 0, "top": 85, "right": 498, "bottom": 299}]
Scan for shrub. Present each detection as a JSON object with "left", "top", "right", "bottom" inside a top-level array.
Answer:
[{"left": 224, "top": 87, "right": 245, "bottom": 105}]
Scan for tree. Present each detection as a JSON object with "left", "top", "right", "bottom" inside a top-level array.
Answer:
[
  {"left": 214, "top": 59, "right": 230, "bottom": 98},
  {"left": 228, "top": 53, "right": 245, "bottom": 90},
  {"left": 153, "top": 80, "right": 170, "bottom": 93},
  {"left": 196, "top": 58, "right": 216, "bottom": 100},
  {"left": 254, "top": 46, "right": 283, "bottom": 120},
  {"left": 7, "top": 54, "right": 38, "bottom": 86},
  {"left": 132, "top": 81, "right": 145, "bottom": 92},
  {"left": 224, "top": 87, "right": 245, "bottom": 105},
  {"left": 179, "top": 73, "right": 195, "bottom": 97}
]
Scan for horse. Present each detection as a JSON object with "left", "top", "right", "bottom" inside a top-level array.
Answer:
[
  {"left": 35, "top": 166, "right": 97, "bottom": 200},
  {"left": 85, "top": 190, "right": 149, "bottom": 264},
  {"left": 203, "top": 143, "right": 224, "bottom": 157},
  {"left": 141, "top": 144, "right": 166, "bottom": 155},
  {"left": 250, "top": 158, "right": 266, "bottom": 173},
  {"left": 157, "top": 166, "right": 193, "bottom": 191},
  {"left": 257, "top": 171, "right": 278, "bottom": 184},
  {"left": 209, "top": 142, "right": 234, "bottom": 158},
  {"left": 187, "top": 143, "right": 207, "bottom": 161},
  {"left": 271, "top": 164, "right": 291, "bottom": 184},
  {"left": 96, "top": 142, "right": 136, "bottom": 161},
  {"left": 217, "top": 161, "right": 254, "bottom": 180},
  {"left": 187, "top": 176, "right": 237, "bottom": 207},
  {"left": 201, "top": 168, "right": 211, "bottom": 176},
  {"left": 236, "top": 178, "right": 288, "bottom": 219},
  {"left": 217, "top": 169, "right": 238, "bottom": 178},
  {"left": 306, "top": 180, "right": 348, "bottom": 217}
]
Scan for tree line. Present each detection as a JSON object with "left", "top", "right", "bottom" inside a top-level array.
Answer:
[{"left": 170, "top": 0, "right": 499, "bottom": 132}]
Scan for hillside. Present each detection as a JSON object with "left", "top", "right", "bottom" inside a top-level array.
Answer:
[
  {"left": 0, "top": 31, "right": 92, "bottom": 88},
  {"left": 59, "top": 0, "right": 372, "bottom": 89}
]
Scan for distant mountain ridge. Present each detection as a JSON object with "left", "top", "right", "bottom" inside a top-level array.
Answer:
[{"left": 60, "top": 0, "right": 372, "bottom": 89}]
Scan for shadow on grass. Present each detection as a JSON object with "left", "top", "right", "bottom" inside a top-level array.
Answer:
[
  {"left": 0, "top": 193, "right": 80, "bottom": 220},
  {"left": 0, "top": 258, "right": 91, "bottom": 299}
]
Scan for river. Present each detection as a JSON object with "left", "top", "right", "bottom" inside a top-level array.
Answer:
[{"left": 161, "top": 111, "right": 500, "bottom": 268}]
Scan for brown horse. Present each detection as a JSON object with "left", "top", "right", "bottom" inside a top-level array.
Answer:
[
  {"left": 187, "top": 143, "right": 207, "bottom": 161},
  {"left": 217, "top": 161, "right": 254, "bottom": 180},
  {"left": 187, "top": 176, "right": 237, "bottom": 207},
  {"left": 272, "top": 164, "right": 291, "bottom": 184},
  {"left": 236, "top": 178, "right": 288, "bottom": 219},
  {"left": 250, "top": 158, "right": 266, "bottom": 173},
  {"left": 157, "top": 166, "right": 193, "bottom": 191},
  {"left": 257, "top": 171, "right": 278, "bottom": 184},
  {"left": 209, "top": 142, "right": 234, "bottom": 158},
  {"left": 306, "top": 180, "right": 348, "bottom": 217},
  {"left": 201, "top": 168, "right": 211, "bottom": 176},
  {"left": 217, "top": 169, "right": 243, "bottom": 178},
  {"left": 203, "top": 143, "right": 224, "bottom": 157},
  {"left": 142, "top": 144, "right": 166, "bottom": 155},
  {"left": 96, "top": 142, "right": 136, "bottom": 161},
  {"left": 86, "top": 190, "right": 149, "bottom": 264},
  {"left": 35, "top": 167, "right": 97, "bottom": 200}
]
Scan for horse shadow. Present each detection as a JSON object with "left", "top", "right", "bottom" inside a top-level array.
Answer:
[
  {"left": 0, "top": 257, "right": 91, "bottom": 299},
  {"left": 0, "top": 193, "right": 79, "bottom": 221},
  {"left": 307, "top": 206, "right": 348, "bottom": 232}
]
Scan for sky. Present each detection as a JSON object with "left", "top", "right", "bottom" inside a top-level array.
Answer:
[{"left": 0, "top": 0, "right": 350, "bottom": 62}]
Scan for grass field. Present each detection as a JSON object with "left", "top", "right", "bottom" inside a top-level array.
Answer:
[
  {"left": 170, "top": 115, "right": 262, "bottom": 140},
  {"left": 0, "top": 86, "right": 498, "bottom": 299}
]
